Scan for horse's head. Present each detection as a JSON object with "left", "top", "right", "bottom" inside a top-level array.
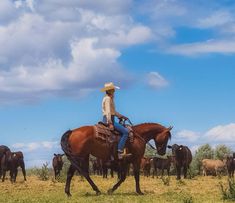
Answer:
[
  {"left": 54, "top": 153, "right": 64, "bottom": 162},
  {"left": 154, "top": 126, "right": 173, "bottom": 155}
]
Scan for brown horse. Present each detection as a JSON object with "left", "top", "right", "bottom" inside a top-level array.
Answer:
[{"left": 61, "top": 123, "right": 172, "bottom": 196}]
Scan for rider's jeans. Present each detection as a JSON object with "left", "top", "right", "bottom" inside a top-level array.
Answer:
[{"left": 103, "top": 116, "right": 129, "bottom": 152}]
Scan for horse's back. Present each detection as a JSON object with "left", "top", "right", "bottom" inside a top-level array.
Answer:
[
  {"left": 67, "top": 126, "right": 96, "bottom": 156},
  {"left": 70, "top": 126, "right": 95, "bottom": 139}
]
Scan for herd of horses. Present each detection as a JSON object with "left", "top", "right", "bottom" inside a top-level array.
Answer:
[{"left": 1, "top": 122, "right": 235, "bottom": 197}]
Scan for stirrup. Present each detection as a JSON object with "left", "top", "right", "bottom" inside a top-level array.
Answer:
[{"left": 118, "top": 152, "right": 132, "bottom": 160}]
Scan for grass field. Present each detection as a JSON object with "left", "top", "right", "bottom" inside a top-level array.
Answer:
[{"left": 0, "top": 174, "right": 234, "bottom": 203}]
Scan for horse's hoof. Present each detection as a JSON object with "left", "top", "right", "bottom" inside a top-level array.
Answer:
[
  {"left": 137, "top": 191, "right": 144, "bottom": 195},
  {"left": 96, "top": 191, "right": 101, "bottom": 196},
  {"left": 107, "top": 189, "right": 113, "bottom": 195},
  {"left": 66, "top": 192, "right": 72, "bottom": 197}
]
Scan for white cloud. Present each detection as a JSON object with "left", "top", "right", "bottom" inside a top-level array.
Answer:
[
  {"left": 102, "top": 26, "right": 152, "bottom": 47},
  {"left": 197, "top": 11, "right": 233, "bottom": 29},
  {"left": 11, "top": 140, "right": 62, "bottom": 168},
  {"left": 172, "top": 123, "right": 235, "bottom": 151},
  {"left": 205, "top": 123, "right": 235, "bottom": 142},
  {"left": 42, "top": 141, "right": 57, "bottom": 149},
  {"left": 12, "top": 143, "right": 25, "bottom": 148},
  {"left": 11, "top": 141, "right": 59, "bottom": 152},
  {"left": 0, "top": 2, "right": 154, "bottom": 104},
  {"left": 141, "top": 0, "right": 187, "bottom": 20},
  {"left": 177, "top": 130, "right": 200, "bottom": 142},
  {"left": 26, "top": 0, "right": 35, "bottom": 12},
  {"left": 146, "top": 72, "right": 169, "bottom": 89},
  {"left": 36, "top": 0, "right": 133, "bottom": 17},
  {"left": 26, "top": 159, "right": 51, "bottom": 168},
  {"left": 136, "top": 1, "right": 235, "bottom": 56},
  {"left": 191, "top": 145, "right": 200, "bottom": 154},
  {"left": 0, "top": 0, "right": 19, "bottom": 23},
  {"left": 0, "top": 37, "right": 128, "bottom": 104},
  {"left": 167, "top": 39, "right": 235, "bottom": 56}
]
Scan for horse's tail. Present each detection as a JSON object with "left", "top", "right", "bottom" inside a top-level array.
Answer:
[
  {"left": 60, "top": 130, "right": 85, "bottom": 174},
  {"left": 60, "top": 130, "right": 72, "bottom": 157}
]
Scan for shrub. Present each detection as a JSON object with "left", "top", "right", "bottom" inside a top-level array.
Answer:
[
  {"left": 219, "top": 178, "right": 235, "bottom": 200},
  {"left": 161, "top": 176, "right": 170, "bottom": 186},
  {"left": 177, "top": 179, "right": 186, "bottom": 186},
  {"left": 37, "top": 163, "right": 50, "bottom": 181},
  {"left": 183, "top": 195, "right": 193, "bottom": 203},
  {"left": 188, "top": 166, "right": 197, "bottom": 179}
]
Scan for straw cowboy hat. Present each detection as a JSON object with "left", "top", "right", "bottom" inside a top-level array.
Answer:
[{"left": 101, "top": 82, "right": 120, "bottom": 92}]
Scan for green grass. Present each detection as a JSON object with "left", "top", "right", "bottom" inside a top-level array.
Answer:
[{"left": 0, "top": 175, "right": 234, "bottom": 203}]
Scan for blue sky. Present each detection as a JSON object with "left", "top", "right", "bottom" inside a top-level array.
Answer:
[{"left": 0, "top": 0, "right": 235, "bottom": 168}]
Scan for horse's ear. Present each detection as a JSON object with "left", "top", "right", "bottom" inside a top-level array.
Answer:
[
  {"left": 168, "top": 126, "right": 173, "bottom": 131},
  {"left": 54, "top": 153, "right": 57, "bottom": 156},
  {"left": 167, "top": 145, "right": 172, "bottom": 149}
]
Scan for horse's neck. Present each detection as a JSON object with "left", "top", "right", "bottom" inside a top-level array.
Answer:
[{"left": 133, "top": 124, "right": 164, "bottom": 143}]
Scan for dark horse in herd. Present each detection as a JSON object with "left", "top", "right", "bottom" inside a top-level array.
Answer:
[
  {"left": 168, "top": 144, "right": 192, "bottom": 180},
  {"left": 61, "top": 122, "right": 172, "bottom": 196},
  {"left": 0, "top": 145, "right": 26, "bottom": 182},
  {"left": 53, "top": 153, "right": 64, "bottom": 179}
]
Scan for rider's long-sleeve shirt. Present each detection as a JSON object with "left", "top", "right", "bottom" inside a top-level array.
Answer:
[{"left": 102, "top": 95, "right": 121, "bottom": 123}]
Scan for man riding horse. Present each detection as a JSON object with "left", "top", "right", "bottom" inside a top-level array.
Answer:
[
  {"left": 101, "top": 82, "right": 131, "bottom": 160},
  {"left": 60, "top": 82, "right": 172, "bottom": 196}
]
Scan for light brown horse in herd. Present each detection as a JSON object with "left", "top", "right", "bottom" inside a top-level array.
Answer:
[{"left": 61, "top": 122, "right": 172, "bottom": 196}]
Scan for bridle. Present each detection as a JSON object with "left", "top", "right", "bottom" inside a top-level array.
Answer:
[{"left": 119, "top": 118, "right": 160, "bottom": 150}]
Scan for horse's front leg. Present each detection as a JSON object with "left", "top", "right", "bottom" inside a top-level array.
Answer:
[
  {"left": 176, "top": 164, "right": 181, "bottom": 180},
  {"left": 65, "top": 164, "right": 76, "bottom": 197},
  {"left": 133, "top": 161, "right": 144, "bottom": 195}
]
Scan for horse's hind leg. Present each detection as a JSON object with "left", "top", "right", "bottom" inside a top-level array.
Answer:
[
  {"left": 20, "top": 161, "right": 27, "bottom": 181},
  {"left": 2, "top": 168, "right": 6, "bottom": 182},
  {"left": 73, "top": 156, "right": 101, "bottom": 195},
  {"left": 183, "top": 166, "right": 188, "bottom": 179},
  {"left": 80, "top": 157, "right": 101, "bottom": 195},
  {"left": 65, "top": 164, "right": 76, "bottom": 196}
]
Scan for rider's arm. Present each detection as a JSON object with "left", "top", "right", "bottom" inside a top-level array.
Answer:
[
  {"left": 104, "top": 97, "right": 112, "bottom": 124},
  {"left": 115, "top": 111, "right": 123, "bottom": 119}
]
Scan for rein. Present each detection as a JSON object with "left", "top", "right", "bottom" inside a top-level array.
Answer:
[
  {"left": 147, "top": 142, "right": 157, "bottom": 150},
  {"left": 133, "top": 131, "right": 158, "bottom": 151},
  {"left": 133, "top": 131, "right": 146, "bottom": 144},
  {"left": 127, "top": 119, "right": 157, "bottom": 149},
  {"left": 124, "top": 119, "right": 166, "bottom": 155}
]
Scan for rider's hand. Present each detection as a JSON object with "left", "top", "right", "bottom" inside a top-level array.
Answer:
[{"left": 109, "top": 123, "right": 114, "bottom": 130}]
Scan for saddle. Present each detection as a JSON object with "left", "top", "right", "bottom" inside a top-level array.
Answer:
[{"left": 94, "top": 122, "right": 134, "bottom": 144}]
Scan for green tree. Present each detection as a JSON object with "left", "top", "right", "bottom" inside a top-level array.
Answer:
[
  {"left": 214, "top": 144, "right": 232, "bottom": 160},
  {"left": 194, "top": 144, "right": 214, "bottom": 175},
  {"left": 144, "top": 144, "right": 156, "bottom": 157}
]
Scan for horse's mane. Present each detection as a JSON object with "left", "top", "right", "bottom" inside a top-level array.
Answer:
[
  {"left": 134, "top": 122, "right": 165, "bottom": 129},
  {"left": 133, "top": 122, "right": 172, "bottom": 139}
]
